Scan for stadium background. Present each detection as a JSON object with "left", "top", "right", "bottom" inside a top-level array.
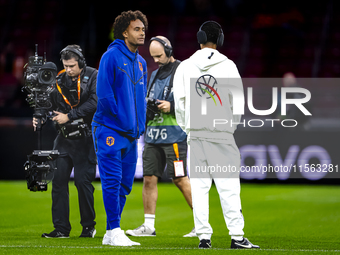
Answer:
[{"left": 0, "top": 0, "right": 339, "bottom": 184}]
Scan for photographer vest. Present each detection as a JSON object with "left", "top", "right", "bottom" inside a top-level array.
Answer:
[{"left": 145, "top": 61, "right": 187, "bottom": 144}]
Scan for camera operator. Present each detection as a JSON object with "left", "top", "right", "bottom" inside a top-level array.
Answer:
[
  {"left": 33, "top": 45, "right": 97, "bottom": 238},
  {"left": 126, "top": 36, "right": 195, "bottom": 238}
]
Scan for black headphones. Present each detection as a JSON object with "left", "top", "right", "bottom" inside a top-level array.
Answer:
[
  {"left": 60, "top": 46, "right": 86, "bottom": 69},
  {"left": 150, "top": 37, "right": 173, "bottom": 57},
  {"left": 197, "top": 21, "right": 224, "bottom": 47}
]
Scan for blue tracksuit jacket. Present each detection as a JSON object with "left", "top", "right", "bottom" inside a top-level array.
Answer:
[
  {"left": 92, "top": 39, "right": 147, "bottom": 230},
  {"left": 93, "top": 39, "right": 147, "bottom": 139}
]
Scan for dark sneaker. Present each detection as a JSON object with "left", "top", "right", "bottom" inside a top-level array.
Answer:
[
  {"left": 79, "top": 227, "right": 96, "bottom": 238},
  {"left": 231, "top": 237, "right": 260, "bottom": 249},
  {"left": 198, "top": 239, "right": 212, "bottom": 249},
  {"left": 42, "top": 230, "right": 69, "bottom": 238}
]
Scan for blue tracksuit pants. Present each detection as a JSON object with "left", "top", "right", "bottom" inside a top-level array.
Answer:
[{"left": 92, "top": 125, "right": 137, "bottom": 230}]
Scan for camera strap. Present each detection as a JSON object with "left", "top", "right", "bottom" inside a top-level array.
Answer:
[
  {"left": 56, "top": 69, "right": 81, "bottom": 109},
  {"left": 165, "top": 60, "right": 180, "bottom": 100},
  {"left": 146, "top": 67, "right": 161, "bottom": 98}
]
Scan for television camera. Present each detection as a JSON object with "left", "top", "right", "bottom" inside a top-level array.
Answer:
[{"left": 22, "top": 44, "right": 59, "bottom": 191}]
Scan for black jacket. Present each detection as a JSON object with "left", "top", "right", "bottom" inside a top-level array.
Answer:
[{"left": 51, "top": 66, "right": 98, "bottom": 127}]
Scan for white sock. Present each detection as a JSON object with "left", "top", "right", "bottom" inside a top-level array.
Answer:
[
  {"left": 144, "top": 214, "right": 155, "bottom": 230},
  {"left": 231, "top": 235, "right": 243, "bottom": 241}
]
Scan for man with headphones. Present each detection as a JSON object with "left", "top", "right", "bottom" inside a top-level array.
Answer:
[
  {"left": 173, "top": 22, "right": 260, "bottom": 249},
  {"left": 34, "top": 44, "right": 98, "bottom": 238},
  {"left": 126, "top": 36, "right": 195, "bottom": 238}
]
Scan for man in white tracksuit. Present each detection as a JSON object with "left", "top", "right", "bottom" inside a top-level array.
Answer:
[{"left": 173, "top": 20, "right": 259, "bottom": 249}]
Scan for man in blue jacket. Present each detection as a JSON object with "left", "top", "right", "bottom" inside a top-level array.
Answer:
[{"left": 92, "top": 10, "right": 148, "bottom": 246}]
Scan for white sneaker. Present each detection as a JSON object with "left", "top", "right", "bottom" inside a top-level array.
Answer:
[
  {"left": 102, "top": 233, "right": 111, "bottom": 245},
  {"left": 103, "top": 230, "right": 141, "bottom": 246},
  {"left": 183, "top": 227, "right": 196, "bottom": 237},
  {"left": 126, "top": 224, "right": 156, "bottom": 237}
]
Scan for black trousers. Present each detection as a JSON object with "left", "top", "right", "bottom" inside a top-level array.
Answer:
[{"left": 51, "top": 135, "right": 96, "bottom": 234}]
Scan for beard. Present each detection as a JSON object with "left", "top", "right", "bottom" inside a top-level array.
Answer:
[
  {"left": 128, "top": 40, "right": 144, "bottom": 47},
  {"left": 125, "top": 37, "right": 145, "bottom": 52},
  {"left": 158, "top": 58, "right": 171, "bottom": 67},
  {"left": 134, "top": 41, "right": 145, "bottom": 47},
  {"left": 132, "top": 37, "right": 145, "bottom": 47}
]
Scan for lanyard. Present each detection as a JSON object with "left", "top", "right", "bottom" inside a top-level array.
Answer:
[
  {"left": 56, "top": 69, "right": 81, "bottom": 109},
  {"left": 173, "top": 143, "right": 180, "bottom": 161}
]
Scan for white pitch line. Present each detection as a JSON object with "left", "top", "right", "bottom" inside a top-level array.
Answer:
[{"left": 0, "top": 245, "right": 339, "bottom": 252}]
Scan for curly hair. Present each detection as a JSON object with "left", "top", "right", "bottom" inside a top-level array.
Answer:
[
  {"left": 113, "top": 10, "right": 148, "bottom": 40},
  {"left": 201, "top": 22, "right": 221, "bottom": 45}
]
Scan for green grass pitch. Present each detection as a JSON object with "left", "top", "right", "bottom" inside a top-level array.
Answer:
[{"left": 0, "top": 180, "right": 339, "bottom": 254}]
